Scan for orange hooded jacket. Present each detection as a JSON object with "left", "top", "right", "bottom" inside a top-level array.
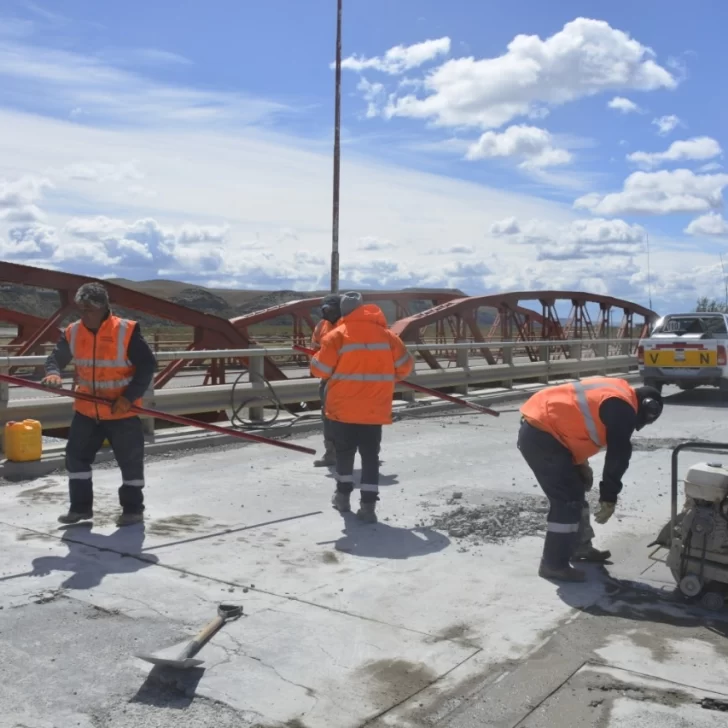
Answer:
[{"left": 310, "top": 302, "right": 414, "bottom": 425}]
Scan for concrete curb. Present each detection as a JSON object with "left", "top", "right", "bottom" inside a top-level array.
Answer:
[{"left": 0, "top": 371, "right": 641, "bottom": 482}]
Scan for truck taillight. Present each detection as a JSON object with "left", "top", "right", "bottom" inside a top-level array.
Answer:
[
  {"left": 719, "top": 346, "right": 727, "bottom": 366},
  {"left": 637, "top": 345, "right": 644, "bottom": 364}
]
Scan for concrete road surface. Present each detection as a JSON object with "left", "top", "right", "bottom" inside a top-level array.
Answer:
[{"left": 1, "top": 385, "right": 727, "bottom": 727}]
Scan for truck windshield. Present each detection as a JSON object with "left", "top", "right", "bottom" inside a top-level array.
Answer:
[{"left": 652, "top": 315, "right": 728, "bottom": 336}]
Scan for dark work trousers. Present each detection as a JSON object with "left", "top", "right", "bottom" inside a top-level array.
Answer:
[
  {"left": 330, "top": 421, "right": 382, "bottom": 504},
  {"left": 65, "top": 412, "right": 146, "bottom": 514},
  {"left": 319, "top": 380, "right": 333, "bottom": 443},
  {"left": 517, "top": 419, "right": 586, "bottom": 568}
]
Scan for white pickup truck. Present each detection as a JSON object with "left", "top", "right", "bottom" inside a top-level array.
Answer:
[{"left": 638, "top": 312, "right": 728, "bottom": 394}]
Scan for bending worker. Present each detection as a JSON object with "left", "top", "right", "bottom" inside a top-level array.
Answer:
[
  {"left": 310, "top": 292, "right": 414, "bottom": 523},
  {"left": 517, "top": 376, "right": 663, "bottom": 582},
  {"left": 311, "top": 294, "right": 342, "bottom": 467},
  {"left": 42, "top": 282, "right": 157, "bottom": 527}
]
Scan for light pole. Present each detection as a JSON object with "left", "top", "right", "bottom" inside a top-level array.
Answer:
[{"left": 330, "top": 0, "right": 342, "bottom": 294}]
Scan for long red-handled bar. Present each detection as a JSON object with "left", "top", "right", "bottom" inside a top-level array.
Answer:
[
  {"left": 293, "top": 344, "right": 500, "bottom": 417},
  {"left": 0, "top": 372, "right": 316, "bottom": 455}
]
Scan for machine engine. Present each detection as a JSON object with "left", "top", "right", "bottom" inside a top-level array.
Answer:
[{"left": 666, "top": 461, "right": 728, "bottom": 611}]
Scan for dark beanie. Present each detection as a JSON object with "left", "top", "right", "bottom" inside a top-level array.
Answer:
[{"left": 340, "top": 291, "right": 363, "bottom": 317}]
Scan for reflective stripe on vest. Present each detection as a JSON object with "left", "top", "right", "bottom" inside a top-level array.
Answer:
[
  {"left": 330, "top": 373, "right": 395, "bottom": 382},
  {"left": 69, "top": 319, "right": 132, "bottom": 367},
  {"left": 339, "top": 343, "right": 392, "bottom": 354},
  {"left": 573, "top": 380, "right": 630, "bottom": 447},
  {"left": 394, "top": 351, "right": 413, "bottom": 368},
  {"left": 76, "top": 377, "right": 133, "bottom": 390}
]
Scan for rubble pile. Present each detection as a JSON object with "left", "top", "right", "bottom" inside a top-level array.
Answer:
[{"left": 429, "top": 496, "right": 550, "bottom": 544}]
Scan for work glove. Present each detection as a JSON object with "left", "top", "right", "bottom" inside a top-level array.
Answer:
[
  {"left": 594, "top": 501, "right": 616, "bottom": 525},
  {"left": 576, "top": 462, "right": 594, "bottom": 491},
  {"left": 111, "top": 396, "right": 132, "bottom": 416},
  {"left": 41, "top": 374, "right": 62, "bottom": 388}
]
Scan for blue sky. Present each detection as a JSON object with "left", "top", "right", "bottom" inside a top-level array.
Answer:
[{"left": 0, "top": 0, "right": 727, "bottom": 313}]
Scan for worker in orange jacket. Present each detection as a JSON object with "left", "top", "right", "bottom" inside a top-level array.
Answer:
[
  {"left": 310, "top": 294, "right": 342, "bottom": 467},
  {"left": 518, "top": 377, "right": 662, "bottom": 581},
  {"left": 41, "top": 282, "right": 156, "bottom": 527},
  {"left": 310, "top": 292, "right": 414, "bottom": 523}
]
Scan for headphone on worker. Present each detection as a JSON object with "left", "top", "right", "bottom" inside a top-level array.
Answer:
[{"left": 635, "top": 386, "right": 664, "bottom": 428}]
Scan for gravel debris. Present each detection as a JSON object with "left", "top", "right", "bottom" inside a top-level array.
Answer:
[{"left": 426, "top": 496, "right": 550, "bottom": 543}]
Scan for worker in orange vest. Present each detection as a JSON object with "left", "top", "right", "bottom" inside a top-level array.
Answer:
[
  {"left": 310, "top": 294, "right": 342, "bottom": 467},
  {"left": 310, "top": 292, "right": 414, "bottom": 523},
  {"left": 41, "top": 282, "right": 157, "bottom": 527},
  {"left": 518, "top": 377, "right": 663, "bottom": 582}
]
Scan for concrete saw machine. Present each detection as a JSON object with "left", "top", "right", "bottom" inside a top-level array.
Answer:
[{"left": 649, "top": 442, "right": 728, "bottom": 612}]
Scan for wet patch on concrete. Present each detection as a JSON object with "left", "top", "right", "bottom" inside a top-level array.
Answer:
[
  {"left": 632, "top": 437, "right": 715, "bottom": 452},
  {"left": 359, "top": 658, "right": 437, "bottom": 701},
  {"left": 321, "top": 551, "right": 339, "bottom": 564},
  {"left": 147, "top": 514, "right": 211, "bottom": 536}
]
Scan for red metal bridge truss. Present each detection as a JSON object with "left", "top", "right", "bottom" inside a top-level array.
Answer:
[
  {"left": 390, "top": 292, "right": 656, "bottom": 367},
  {"left": 0, "top": 264, "right": 656, "bottom": 386}
]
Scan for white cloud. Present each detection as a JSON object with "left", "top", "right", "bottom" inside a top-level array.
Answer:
[
  {"left": 57, "top": 161, "right": 144, "bottom": 183},
  {"left": 490, "top": 216, "right": 646, "bottom": 261},
  {"left": 0, "top": 38, "right": 289, "bottom": 128},
  {"left": 574, "top": 169, "right": 728, "bottom": 216},
  {"left": 465, "top": 125, "right": 572, "bottom": 169},
  {"left": 0, "top": 174, "right": 52, "bottom": 212},
  {"left": 382, "top": 18, "right": 675, "bottom": 130},
  {"left": 627, "top": 137, "right": 722, "bottom": 169},
  {"left": 357, "top": 77, "right": 386, "bottom": 118},
  {"left": 652, "top": 114, "right": 681, "bottom": 136},
  {"left": 3, "top": 223, "right": 58, "bottom": 256},
  {"left": 685, "top": 212, "right": 728, "bottom": 237},
  {"left": 607, "top": 96, "right": 641, "bottom": 113},
  {"left": 177, "top": 223, "right": 229, "bottom": 244},
  {"left": 700, "top": 162, "right": 723, "bottom": 173},
  {"left": 64, "top": 215, "right": 125, "bottom": 240},
  {"left": 490, "top": 217, "right": 521, "bottom": 236},
  {"left": 341, "top": 37, "right": 451, "bottom": 75},
  {"left": 356, "top": 236, "right": 395, "bottom": 251}
]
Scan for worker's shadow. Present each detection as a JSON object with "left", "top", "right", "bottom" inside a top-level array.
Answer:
[
  {"left": 334, "top": 512, "right": 450, "bottom": 560},
  {"left": 324, "top": 471, "right": 399, "bottom": 486},
  {"left": 552, "top": 565, "right": 728, "bottom": 638},
  {"left": 27, "top": 523, "right": 158, "bottom": 591}
]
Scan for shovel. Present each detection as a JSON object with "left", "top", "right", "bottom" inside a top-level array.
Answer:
[{"left": 137, "top": 603, "right": 243, "bottom": 669}]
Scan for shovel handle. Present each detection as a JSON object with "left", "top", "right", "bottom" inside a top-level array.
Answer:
[{"left": 179, "top": 615, "right": 226, "bottom": 660}]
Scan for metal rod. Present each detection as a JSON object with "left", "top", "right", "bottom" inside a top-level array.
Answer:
[
  {"left": 330, "top": 0, "right": 342, "bottom": 294},
  {"left": 0, "top": 372, "right": 316, "bottom": 455}
]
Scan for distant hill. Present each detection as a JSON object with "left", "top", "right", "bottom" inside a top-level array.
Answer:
[{"left": 0, "top": 279, "right": 494, "bottom": 331}]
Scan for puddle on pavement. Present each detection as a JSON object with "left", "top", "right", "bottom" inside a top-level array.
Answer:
[{"left": 146, "top": 514, "right": 211, "bottom": 536}]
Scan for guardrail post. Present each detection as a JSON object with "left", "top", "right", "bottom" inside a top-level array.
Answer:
[
  {"left": 539, "top": 344, "right": 550, "bottom": 384},
  {"left": 455, "top": 346, "right": 469, "bottom": 394},
  {"left": 502, "top": 344, "right": 513, "bottom": 389},
  {"left": 141, "top": 379, "right": 156, "bottom": 441},
  {"left": 248, "top": 347, "right": 265, "bottom": 422},
  {"left": 598, "top": 341, "right": 609, "bottom": 374}
]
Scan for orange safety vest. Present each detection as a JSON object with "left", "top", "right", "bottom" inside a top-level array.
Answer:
[
  {"left": 67, "top": 314, "right": 141, "bottom": 420},
  {"left": 311, "top": 319, "right": 333, "bottom": 350},
  {"left": 520, "top": 377, "right": 638, "bottom": 464},
  {"left": 310, "top": 304, "right": 414, "bottom": 425}
]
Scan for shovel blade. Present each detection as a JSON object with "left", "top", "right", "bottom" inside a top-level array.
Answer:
[{"left": 136, "top": 652, "right": 204, "bottom": 669}]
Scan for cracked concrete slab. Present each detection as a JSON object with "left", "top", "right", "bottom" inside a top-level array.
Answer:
[{"left": 1, "top": 385, "right": 728, "bottom": 727}]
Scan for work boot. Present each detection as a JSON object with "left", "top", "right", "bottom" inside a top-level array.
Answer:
[
  {"left": 331, "top": 491, "right": 351, "bottom": 513},
  {"left": 538, "top": 561, "right": 586, "bottom": 582},
  {"left": 314, "top": 440, "right": 336, "bottom": 467},
  {"left": 357, "top": 502, "right": 378, "bottom": 524},
  {"left": 572, "top": 545, "right": 611, "bottom": 562},
  {"left": 58, "top": 510, "right": 93, "bottom": 525},
  {"left": 116, "top": 512, "right": 144, "bottom": 527}
]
